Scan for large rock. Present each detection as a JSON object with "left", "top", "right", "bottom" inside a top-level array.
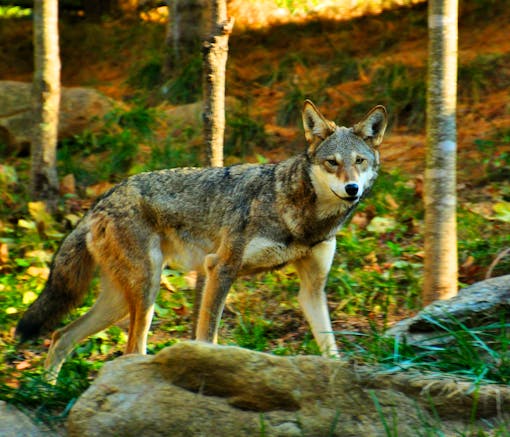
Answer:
[
  {"left": 386, "top": 275, "right": 510, "bottom": 345},
  {"left": 0, "top": 81, "right": 114, "bottom": 154},
  {"left": 68, "top": 341, "right": 510, "bottom": 436},
  {"left": 161, "top": 97, "right": 240, "bottom": 129}
]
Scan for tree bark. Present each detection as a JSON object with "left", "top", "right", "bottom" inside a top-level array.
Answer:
[
  {"left": 165, "top": 0, "right": 206, "bottom": 71},
  {"left": 31, "top": 0, "right": 61, "bottom": 213},
  {"left": 423, "top": 0, "right": 458, "bottom": 304},
  {"left": 202, "top": 0, "right": 234, "bottom": 167}
]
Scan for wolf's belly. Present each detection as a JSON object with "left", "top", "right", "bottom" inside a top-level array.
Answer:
[
  {"left": 239, "top": 236, "right": 311, "bottom": 274},
  {"left": 161, "top": 232, "right": 311, "bottom": 275}
]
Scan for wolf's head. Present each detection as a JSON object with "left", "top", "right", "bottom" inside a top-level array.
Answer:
[{"left": 302, "top": 100, "right": 387, "bottom": 206}]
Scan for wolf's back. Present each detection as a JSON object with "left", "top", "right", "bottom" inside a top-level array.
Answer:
[{"left": 16, "top": 220, "right": 95, "bottom": 341}]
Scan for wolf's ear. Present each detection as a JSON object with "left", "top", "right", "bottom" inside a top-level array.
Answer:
[
  {"left": 302, "top": 100, "right": 336, "bottom": 146},
  {"left": 353, "top": 105, "right": 388, "bottom": 148}
]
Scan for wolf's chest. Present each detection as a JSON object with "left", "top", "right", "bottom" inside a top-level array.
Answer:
[{"left": 240, "top": 237, "right": 311, "bottom": 273}]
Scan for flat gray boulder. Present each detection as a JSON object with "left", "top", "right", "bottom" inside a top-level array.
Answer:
[{"left": 68, "top": 341, "right": 510, "bottom": 436}]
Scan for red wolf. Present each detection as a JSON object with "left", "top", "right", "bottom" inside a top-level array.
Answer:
[{"left": 16, "top": 100, "right": 387, "bottom": 378}]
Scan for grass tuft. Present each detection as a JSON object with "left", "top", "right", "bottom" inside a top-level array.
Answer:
[{"left": 336, "top": 312, "right": 510, "bottom": 385}]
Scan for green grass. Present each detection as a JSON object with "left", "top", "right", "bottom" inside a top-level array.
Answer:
[
  {"left": 335, "top": 312, "right": 510, "bottom": 385},
  {"left": 354, "top": 63, "right": 427, "bottom": 132},
  {"left": 0, "top": 366, "right": 90, "bottom": 426},
  {"left": 277, "top": 80, "right": 327, "bottom": 126},
  {"left": 473, "top": 127, "right": 510, "bottom": 182},
  {"left": 127, "top": 52, "right": 163, "bottom": 90},
  {"left": 160, "top": 55, "right": 203, "bottom": 104},
  {"left": 58, "top": 106, "right": 154, "bottom": 185},
  {"left": 226, "top": 108, "right": 269, "bottom": 157},
  {"left": 326, "top": 54, "right": 371, "bottom": 86},
  {"left": 458, "top": 53, "right": 510, "bottom": 103},
  {"left": 232, "top": 314, "right": 271, "bottom": 351},
  {"left": 58, "top": 105, "right": 202, "bottom": 186}
]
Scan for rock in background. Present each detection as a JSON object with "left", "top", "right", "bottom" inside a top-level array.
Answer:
[
  {"left": 386, "top": 274, "right": 510, "bottom": 345},
  {"left": 0, "top": 81, "right": 114, "bottom": 155},
  {"left": 68, "top": 341, "right": 510, "bottom": 437}
]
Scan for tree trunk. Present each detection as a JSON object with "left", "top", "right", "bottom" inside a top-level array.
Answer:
[
  {"left": 165, "top": 0, "right": 206, "bottom": 71},
  {"left": 423, "top": 0, "right": 458, "bottom": 304},
  {"left": 202, "top": 0, "right": 234, "bottom": 167},
  {"left": 31, "top": 0, "right": 61, "bottom": 213}
]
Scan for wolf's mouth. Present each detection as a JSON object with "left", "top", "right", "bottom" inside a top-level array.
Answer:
[
  {"left": 330, "top": 189, "right": 359, "bottom": 203},
  {"left": 341, "top": 196, "right": 359, "bottom": 202}
]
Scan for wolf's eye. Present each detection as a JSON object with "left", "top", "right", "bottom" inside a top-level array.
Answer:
[
  {"left": 325, "top": 159, "right": 337, "bottom": 167},
  {"left": 355, "top": 157, "right": 366, "bottom": 165}
]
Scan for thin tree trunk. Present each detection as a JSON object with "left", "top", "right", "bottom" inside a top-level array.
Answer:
[
  {"left": 165, "top": 0, "right": 206, "bottom": 72},
  {"left": 423, "top": 0, "right": 458, "bottom": 304},
  {"left": 31, "top": 0, "right": 61, "bottom": 213},
  {"left": 202, "top": 0, "right": 234, "bottom": 167}
]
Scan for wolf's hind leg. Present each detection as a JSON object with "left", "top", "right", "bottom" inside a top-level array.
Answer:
[
  {"left": 45, "top": 274, "right": 129, "bottom": 380},
  {"left": 293, "top": 238, "right": 339, "bottom": 358},
  {"left": 123, "top": 237, "right": 163, "bottom": 355},
  {"left": 87, "top": 214, "right": 164, "bottom": 356}
]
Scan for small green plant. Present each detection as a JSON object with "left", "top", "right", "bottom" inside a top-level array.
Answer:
[
  {"left": 458, "top": 207, "right": 510, "bottom": 281},
  {"left": 458, "top": 53, "right": 510, "bottom": 103},
  {"left": 253, "top": 53, "right": 310, "bottom": 87},
  {"left": 226, "top": 110, "right": 268, "bottom": 157},
  {"left": 274, "top": 53, "right": 328, "bottom": 126},
  {"left": 148, "top": 135, "right": 201, "bottom": 170},
  {"left": 233, "top": 314, "right": 271, "bottom": 351},
  {"left": 362, "top": 63, "right": 426, "bottom": 131},
  {"left": 58, "top": 105, "right": 158, "bottom": 184},
  {"left": 277, "top": 79, "right": 327, "bottom": 127},
  {"left": 326, "top": 54, "right": 370, "bottom": 86},
  {"left": 277, "top": 83, "right": 307, "bottom": 126},
  {"left": 473, "top": 127, "right": 510, "bottom": 181},
  {"left": 152, "top": 269, "right": 193, "bottom": 334},
  {"left": 128, "top": 53, "right": 163, "bottom": 90},
  {"left": 0, "top": 362, "right": 91, "bottom": 426},
  {"left": 369, "top": 391, "right": 399, "bottom": 437},
  {"left": 161, "top": 55, "right": 202, "bottom": 104},
  {"left": 259, "top": 413, "right": 267, "bottom": 436}
]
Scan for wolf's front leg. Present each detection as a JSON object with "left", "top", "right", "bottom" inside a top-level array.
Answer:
[
  {"left": 294, "top": 238, "right": 339, "bottom": 357},
  {"left": 191, "top": 272, "right": 205, "bottom": 338},
  {"left": 195, "top": 253, "right": 237, "bottom": 343}
]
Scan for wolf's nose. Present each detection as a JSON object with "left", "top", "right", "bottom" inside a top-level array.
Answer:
[{"left": 345, "top": 183, "right": 359, "bottom": 196}]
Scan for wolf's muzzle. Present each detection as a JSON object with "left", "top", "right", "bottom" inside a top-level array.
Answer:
[{"left": 344, "top": 183, "right": 359, "bottom": 196}]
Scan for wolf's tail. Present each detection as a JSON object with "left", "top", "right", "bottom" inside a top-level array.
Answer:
[{"left": 16, "top": 221, "right": 95, "bottom": 341}]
